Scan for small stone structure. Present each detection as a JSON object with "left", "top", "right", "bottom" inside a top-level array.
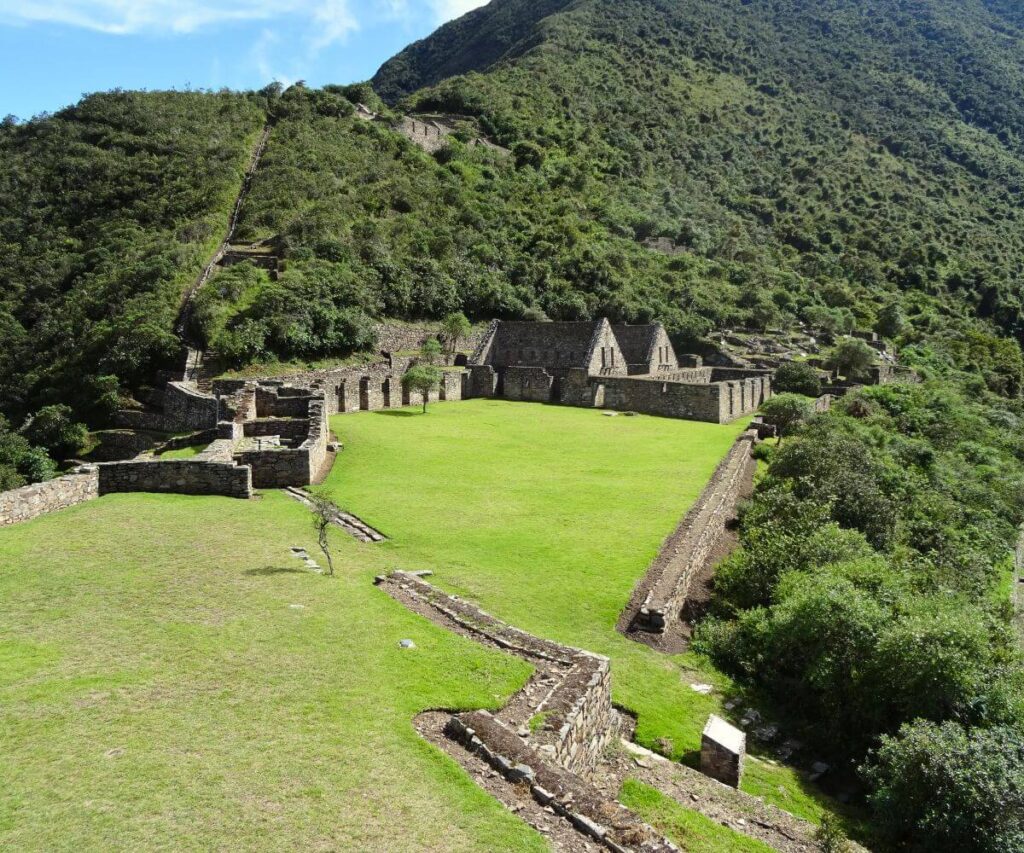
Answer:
[
  {"left": 701, "top": 715, "right": 746, "bottom": 788},
  {"left": 0, "top": 468, "right": 99, "bottom": 526},
  {"left": 468, "top": 320, "right": 772, "bottom": 423}
]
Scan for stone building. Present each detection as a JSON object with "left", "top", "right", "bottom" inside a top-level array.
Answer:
[{"left": 468, "top": 319, "right": 771, "bottom": 424}]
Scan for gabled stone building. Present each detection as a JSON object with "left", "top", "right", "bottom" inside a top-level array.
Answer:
[{"left": 468, "top": 319, "right": 771, "bottom": 424}]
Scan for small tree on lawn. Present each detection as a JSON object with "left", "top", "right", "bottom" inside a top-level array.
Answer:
[
  {"left": 403, "top": 365, "right": 442, "bottom": 413},
  {"left": 760, "top": 393, "right": 815, "bottom": 443},
  {"left": 310, "top": 494, "right": 338, "bottom": 576},
  {"left": 440, "top": 312, "right": 471, "bottom": 355}
]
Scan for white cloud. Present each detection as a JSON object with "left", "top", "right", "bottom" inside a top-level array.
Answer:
[
  {"left": 0, "top": 0, "right": 366, "bottom": 46},
  {"left": 0, "top": 0, "right": 487, "bottom": 35},
  {"left": 428, "top": 0, "right": 487, "bottom": 24}
]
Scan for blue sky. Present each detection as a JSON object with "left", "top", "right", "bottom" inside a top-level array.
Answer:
[{"left": 0, "top": 0, "right": 488, "bottom": 119}]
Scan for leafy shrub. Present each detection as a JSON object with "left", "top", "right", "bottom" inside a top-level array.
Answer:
[
  {"left": 773, "top": 362, "right": 822, "bottom": 397},
  {"left": 863, "top": 721, "right": 1024, "bottom": 853}
]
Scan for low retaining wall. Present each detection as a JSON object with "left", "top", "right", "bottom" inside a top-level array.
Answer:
[
  {"left": 445, "top": 714, "right": 675, "bottom": 853},
  {"left": 633, "top": 430, "right": 759, "bottom": 632},
  {"left": 98, "top": 460, "right": 252, "bottom": 499},
  {"left": 0, "top": 469, "right": 100, "bottom": 526},
  {"left": 379, "top": 572, "right": 615, "bottom": 776}
]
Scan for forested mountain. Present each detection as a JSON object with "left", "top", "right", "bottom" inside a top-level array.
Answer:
[{"left": 4, "top": 0, "right": 1024, "bottom": 415}]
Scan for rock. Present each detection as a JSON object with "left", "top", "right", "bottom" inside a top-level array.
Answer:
[
  {"left": 689, "top": 683, "right": 714, "bottom": 695},
  {"left": 602, "top": 411, "right": 619, "bottom": 417},
  {"left": 508, "top": 764, "right": 535, "bottom": 783},
  {"left": 399, "top": 639, "right": 416, "bottom": 649},
  {"left": 289, "top": 604, "right": 305, "bottom": 610}
]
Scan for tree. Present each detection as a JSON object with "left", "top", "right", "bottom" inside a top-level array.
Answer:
[
  {"left": 759, "top": 393, "right": 814, "bottom": 441},
  {"left": 440, "top": 312, "right": 471, "bottom": 354},
  {"left": 23, "top": 405, "right": 88, "bottom": 460},
  {"left": 863, "top": 721, "right": 1024, "bottom": 853},
  {"left": 827, "top": 338, "right": 876, "bottom": 381},
  {"left": 773, "top": 362, "right": 822, "bottom": 397},
  {"left": 512, "top": 141, "right": 545, "bottom": 170},
  {"left": 419, "top": 338, "right": 443, "bottom": 365},
  {"left": 309, "top": 494, "right": 339, "bottom": 576},
  {"left": 875, "top": 304, "right": 905, "bottom": 340},
  {"left": 402, "top": 365, "right": 442, "bottom": 413}
]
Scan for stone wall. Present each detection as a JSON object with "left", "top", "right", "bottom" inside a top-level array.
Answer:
[
  {"left": 237, "top": 394, "right": 328, "bottom": 488},
  {"left": 633, "top": 431, "right": 758, "bottom": 632},
  {"left": 255, "top": 386, "right": 312, "bottom": 418},
  {"left": 870, "top": 364, "right": 920, "bottom": 385},
  {"left": 439, "top": 371, "right": 465, "bottom": 401},
  {"left": 88, "top": 430, "right": 163, "bottom": 462},
  {"left": 504, "top": 366, "right": 554, "bottom": 403},
  {"left": 374, "top": 321, "right": 486, "bottom": 355},
  {"left": 701, "top": 715, "right": 746, "bottom": 788},
  {"left": 549, "top": 656, "right": 615, "bottom": 775},
  {"left": 0, "top": 468, "right": 100, "bottom": 526},
  {"left": 659, "top": 367, "right": 715, "bottom": 384},
  {"left": 163, "top": 382, "right": 220, "bottom": 430},
  {"left": 468, "top": 365, "right": 498, "bottom": 398},
  {"left": 597, "top": 376, "right": 727, "bottom": 422},
  {"left": 243, "top": 418, "right": 311, "bottom": 442},
  {"left": 114, "top": 382, "right": 219, "bottom": 433},
  {"left": 98, "top": 460, "right": 252, "bottom": 499},
  {"left": 585, "top": 318, "right": 629, "bottom": 377}
]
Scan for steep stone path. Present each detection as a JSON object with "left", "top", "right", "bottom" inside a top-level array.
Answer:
[
  {"left": 1015, "top": 528, "right": 1024, "bottom": 645},
  {"left": 377, "top": 571, "right": 835, "bottom": 853},
  {"left": 176, "top": 122, "right": 273, "bottom": 372},
  {"left": 284, "top": 487, "right": 387, "bottom": 543}
]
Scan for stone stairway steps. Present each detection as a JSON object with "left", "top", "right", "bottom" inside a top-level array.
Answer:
[{"left": 284, "top": 487, "right": 387, "bottom": 543}]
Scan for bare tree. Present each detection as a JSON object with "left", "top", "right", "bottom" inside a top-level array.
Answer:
[{"left": 310, "top": 494, "right": 338, "bottom": 576}]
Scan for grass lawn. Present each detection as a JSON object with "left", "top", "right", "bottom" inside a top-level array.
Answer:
[
  {"left": 321, "top": 400, "right": 853, "bottom": 826},
  {"left": 157, "top": 444, "right": 207, "bottom": 459},
  {"left": 0, "top": 492, "right": 542, "bottom": 852},
  {"left": 619, "top": 779, "right": 773, "bottom": 853}
]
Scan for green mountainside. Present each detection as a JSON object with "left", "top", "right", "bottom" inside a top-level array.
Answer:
[{"left": 4, "top": 0, "right": 1024, "bottom": 422}]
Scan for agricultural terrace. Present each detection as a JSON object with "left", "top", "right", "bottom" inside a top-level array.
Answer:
[{"left": 1, "top": 399, "right": 844, "bottom": 851}]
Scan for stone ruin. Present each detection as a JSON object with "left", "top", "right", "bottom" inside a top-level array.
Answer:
[
  {"left": 467, "top": 319, "right": 773, "bottom": 424},
  {"left": 91, "top": 379, "right": 331, "bottom": 500},
  {"left": 701, "top": 714, "right": 746, "bottom": 788}
]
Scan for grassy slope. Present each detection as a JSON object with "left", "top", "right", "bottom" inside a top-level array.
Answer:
[
  {"left": 619, "top": 779, "right": 774, "bottom": 853},
  {"left": 321, "top": 400, "right": 844, "bottom": 824},
  {"left": 0, "top": 491, "right": 541, "bottom": 852}
]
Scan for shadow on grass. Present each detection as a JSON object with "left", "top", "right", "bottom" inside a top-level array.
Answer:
[
  {"left": 244, "top": 566, "right": 308, "bottom": 577},
  {"left": 372, "top": 410, "right": 423, "bottom": 418}
]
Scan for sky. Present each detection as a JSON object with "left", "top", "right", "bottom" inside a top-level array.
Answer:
[{"left": 0, "top": 0, "right": 489, "bottom": 119}]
